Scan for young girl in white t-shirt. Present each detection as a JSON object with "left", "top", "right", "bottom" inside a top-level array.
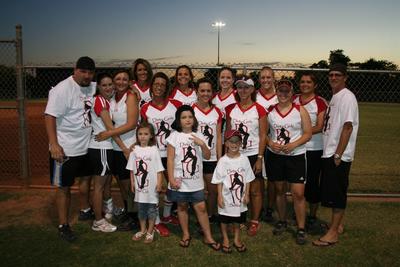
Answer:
[
  {"left": 126, "top": 121, "right": 164, "bottom": 243},
  {"left": 166, "top": 105, "right": 221, "bottom": 251},
  {"left": 212, "top": 130, "right": 255, "bottom": 253}
]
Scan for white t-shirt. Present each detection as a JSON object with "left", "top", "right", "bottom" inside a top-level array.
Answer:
[
  {"left": 256, "top": 91, "right": 278, "bottom": 111},
  {"left": 211, "top": 154, "right": 255, "bottom": 217},
  {"left": 132, "top": 82, "right": 151, "bottom": 108},
  {"left": 169, "top": 87, "right": 197, "bottom": 106},
  {"left": 126, "top": 146, "right": 164, "bottom": 204},
  {"left": 267, "top": 104, "right": 306, "bottom": 156},
  {"left": 89, "top": 95, "right": 113, "bottom": 149},
  {"left": 192, "top": 104, "right": 223, "bottom": 162},
  {"left": 212, "top": 90, "right": 237, "bottom": 116},
  {"left": 166, "top": 131, "right": 206, "bottom": 192},
  {"left": 140, "top": 99, "right": 182, "bottom": 157},
  {"left": 45, "top": 76, "right": 96, "bottom": 156},
  {"left": 293, "top": 95, "right": 328, "bottom": 151},
  {"left": 322, "top": 88, "right": 359, "bottom": 162},
  {"left": 110, "top": 91, "right": 136, "bottom": 151},
  {"left": 225, "top": 102, "right": 267, "bottom": 156}
]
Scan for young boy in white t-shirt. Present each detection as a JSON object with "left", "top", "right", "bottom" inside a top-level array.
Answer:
[{"left": 212, "top": 130, "right": 255, "bottom": 253}]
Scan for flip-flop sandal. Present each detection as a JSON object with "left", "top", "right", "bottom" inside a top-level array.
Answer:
[
  {"left": 312, "top": 238, "right": 338, "bottom": 247},
  {"left": 233, "top": 243, "right": 247, "bottom": 253},
  {"left": 221, "top": 245, "right": 232, "bottom": 254},
  {"left": 179, "top": 236, "right": 192, "bottom": 248},
  {"left": 204, "top": 241, "right": 221, "bottom": 251}
]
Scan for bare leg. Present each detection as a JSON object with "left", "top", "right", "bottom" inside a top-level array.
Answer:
[
  {"left": 275, "top": 181, "right": 287, "bottom": 222},
  {"left": 103, "top": 175, "right": 112, "bottom": 202},
  {"left": 220, "top": 223, "right": 230, "bottom": 248},
  {"left": 193, "top": 201, "right": 216, "bottom": 244},
  {"left": 139, "top": 219, "right": 147, "bottom": 234},
  {"left": 93, "top": 175, "right": 107, "bottom": 220},
  {"left": 147, "top": 218, "right": 156, "bottom": 234},
  {"left": 309, "top": 203, "right": 318, "bottom": 218},
  {"left": 57, "top": 186, "right": 70, "bottom": 225},
  {"left": 233, "top": 223, "right": 242, "bottom": 246},
  {"left": 267, "top": 180, "right": 276, "bottom": 209},
  {"left": 291, "top": 183, "right": 306, "bottom": 229},
  {"left": 79, "top": 176, "right": 92, "bottom": 210},
  {"left": 250, "top": 178, "right": 264, "bottom": 221},
  {"left": 314, "top": 208, "right": 344, "bottom": 244},
  {"left": 204, "top": 173, "right": 217, "bottom": 217},
  {"left": 177, "top": 202, "right": 190, "bottom": 240}
]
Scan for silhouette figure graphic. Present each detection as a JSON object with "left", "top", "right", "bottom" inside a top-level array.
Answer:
[
  {"left": 323, "top": 107, "right": 331, "bottom": 133},
  {"left": 238, "top": 123, "right": 249, "bottom": 149},
  {"left": 156, "top": 121, "right": 171, "bottom": 139},
  {"left": 135, "top": 159, "right": 148, "bottom": 189},
  {"left": 203, "top": 125, "right": 213, "bottom": 147},
  {"left": 277, "top": 127, "right": 290, "bottom": 145},
  {"left": 229, "top": 172, "right": 244, "bottom": 204},
  {"left": 181, "top": 146, "right": 197, "bottom": 176},
  {"left": 83, "top": 100, "right": 92, "bottom": 127}
]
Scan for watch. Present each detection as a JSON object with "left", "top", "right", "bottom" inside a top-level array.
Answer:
[
  {"left": 257, "top": 155, "right": 264, "bottom": 159},
  {"left": 334, "top": 153, "right": 341, "bottom": 160}
]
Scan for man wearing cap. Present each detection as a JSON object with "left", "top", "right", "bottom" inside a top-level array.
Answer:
[
  {"left": 45, "top": 56, "right": 96, "bottom": 241},
  {"left": 313, "top": 64, "right": 359, "bottom": 246}
]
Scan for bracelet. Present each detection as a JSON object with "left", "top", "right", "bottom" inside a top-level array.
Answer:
[{"left": 257, "top": 155, "right": 264, "bottom": 159}]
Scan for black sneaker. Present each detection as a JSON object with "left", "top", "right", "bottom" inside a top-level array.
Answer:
[
  {"left": 265, "top": 208, "right": 274, "bottom": 223},
  {"left": 117, "top": 218, "right": 137, "bottom": 231},
  {"left": 296, "top": 229, "right": 306, "bottom": 245},
  {"left": 272, "top": 221, "right": 287, "bottom": 236},
  {"left": 78, "top": 208, "right": 95, "bottom": 221},
  {"left": 58, "top": 224, "right": 77, "bottom": 242}
]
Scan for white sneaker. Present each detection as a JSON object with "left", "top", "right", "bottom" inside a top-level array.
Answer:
[{"left": 92, "top": 218, "right": 117, "bottom": 233}]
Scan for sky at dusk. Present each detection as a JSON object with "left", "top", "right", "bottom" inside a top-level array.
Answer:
[{"left": 1, "top": 0, "right": 399, "bottom": 66}]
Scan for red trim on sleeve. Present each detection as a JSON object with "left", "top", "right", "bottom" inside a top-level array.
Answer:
[
  {"left": 267, "top": 104, "right": 276, "bottom": 113},
  {"left": 315, "top": 96, "right": 328, "bottom": 114},
  {"left": 215, "top": 107, "right": 223, "bottom": 124},
  {"left": 140, "top": 102, "right": 150, "bottom": 121},
  {"left": 255, "top": 102, "right": 267, "bottom": 118},
  {"left": 225, "top": 103, "right": 236, "bottom": 118},
  {"left": 94, "top": 96, "right": 109, "bottom": 117},
  {"left": 293, "top": 103, "right": 301, "bottom": 112},
  {"left": 170, "top": 99, "right": 183, "bottom": 108}
]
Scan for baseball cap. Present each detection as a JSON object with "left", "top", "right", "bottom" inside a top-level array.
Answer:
[
  {"left": 329, "top": 63, "right": 347, "bottom": 75},
  {"left": 76, "top": 56, "right": 96, "bottom": 71},
  {"left": 224, "top": 129, "right": 242, "bottom": 141},
  {"left": 235, "top": 75, "right": 254, "bottom": 87},
  {"left": 276, "top": 79, "right": 293, "bottom": 91}
]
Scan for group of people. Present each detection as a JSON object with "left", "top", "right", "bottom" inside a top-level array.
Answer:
[{"left": 45, "top": 56, "right": 359, "bottom": 252}]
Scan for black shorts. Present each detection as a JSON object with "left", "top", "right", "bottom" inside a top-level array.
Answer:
[
  {"left": 112, "top": 150, "right": 130, "bottom": 180},
  {"left": 203, "top": 161, "right": 217, "bottom": 174},
  {"left": 88, "top": 148, "right": 113, "bottom": 176},
  {"left": 320, "top": 156, "right": 351, "bottom": 209},
  {"left": 247, "top": 155, "right": 263, "bottom": 179},
  {"left": 49, "top": 153, "right": 91, "bottom": 187},
  {"left": 219, "top": 211, "right": 247, "bottom": 224},
  {"left": 304, "top": 150, "right": 323, "bottom": 204},
  {"left": 161, "top": 157, "right": 168, "bottom": 170},
  {"left": 265, "top": 150, "right": 306, "bottom": 184}
]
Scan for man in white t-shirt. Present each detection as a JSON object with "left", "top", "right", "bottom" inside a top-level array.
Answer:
[
  {"left": 313, "top": 63, "right": 359, "bottom": 247},
  {"left": 45, "top": 56, "right": 96, "bottom": 242}
]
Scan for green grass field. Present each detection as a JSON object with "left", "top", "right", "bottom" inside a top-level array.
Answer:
[
  {"left": 0, "top": 190, "right": 399, "bottom": 267},
  {"left": 349, "top": 103, "right": 400, "bottom": 193}
]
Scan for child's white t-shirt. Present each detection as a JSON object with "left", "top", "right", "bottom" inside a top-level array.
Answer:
[
  {"left": 126, "top": 145, "right": 164, "bottom": 204},
  {"left": 166, "top": 131, "right": 206, "bottom": 192},
  {"left": 211, "top": 154, "right": 255, "bottom": 217}
]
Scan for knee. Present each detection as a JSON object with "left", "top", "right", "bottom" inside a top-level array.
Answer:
[
  {"left": 291, "top": 190, "right": 305, "bottom": 202},
  {"left": 177, "top": 203, "right": 188, "bottom": 212}
]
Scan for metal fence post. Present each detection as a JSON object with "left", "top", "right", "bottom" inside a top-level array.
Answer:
[{"left": 15, "top": 24, "right": 30, "bottom": 187}]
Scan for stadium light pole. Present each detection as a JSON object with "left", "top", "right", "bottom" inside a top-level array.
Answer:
[{"left": 212, "top": 21, "right": 225, "bottom": 66}]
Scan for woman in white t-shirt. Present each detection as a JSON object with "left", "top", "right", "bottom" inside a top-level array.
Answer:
[
  {"left": 169, "top": 65, "right": 197, "bottom": 105},
  {"left": 293, "top": 72, "right": 327, "bottom": 229},
  {"left": 256, "top": 66, "right": 279, "bottom": 223},
  {"left": 166, "top": 105, "right": 220, "bottom": 251},
  {"left": 225, "top": 74, "right": 267, "bottom": 236},
  {"left": 131, "top": 58, "right": 153, "bottom": 107},
  {"left": 141, "top": 72, "right": 182, "bottom": 236},
  {"left": 192, "top": 77, "right": 223, "bottom": 223},
  {"left": 88, "top": 73, "right": 125, "bottom": 233},
  {"left": 265, "top": 80, "right": 311, "bottom": 245},
  {"left": 96, "top": 69, "right": 139, "bottom": 230}
]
